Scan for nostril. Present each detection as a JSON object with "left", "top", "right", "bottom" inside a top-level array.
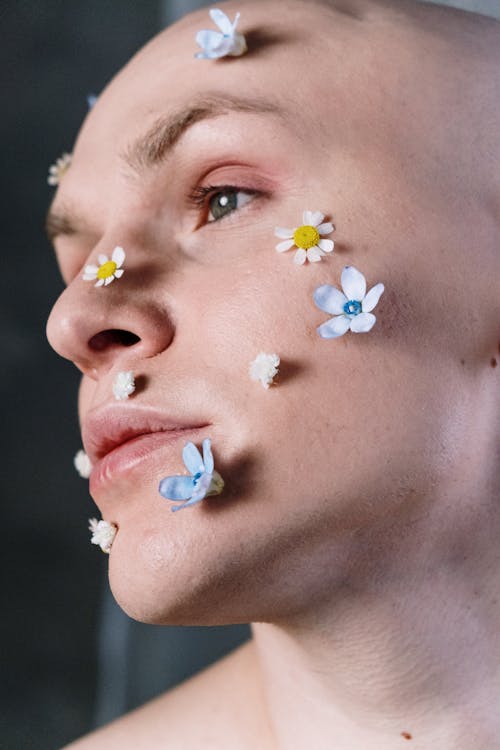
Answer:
[{"left": 88, "top": 329, "right": 141, "bottom": 352}]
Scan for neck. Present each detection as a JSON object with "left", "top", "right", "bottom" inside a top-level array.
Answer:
[{"left": 251, "top": 478, "right": 500, "bottom": 749}]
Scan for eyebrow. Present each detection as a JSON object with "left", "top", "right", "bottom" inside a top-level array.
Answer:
[
  {"left": 46, "top": 93, "right": 282, "bottom": 242},
  {"left": 122, "top": 92, "right": 282, "bottom": 173}
]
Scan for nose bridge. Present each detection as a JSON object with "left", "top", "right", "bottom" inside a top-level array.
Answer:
[{"left": 46, "top": 251, "right": 175, "bottom": 378}]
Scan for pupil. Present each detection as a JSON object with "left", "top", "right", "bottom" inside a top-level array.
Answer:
[{"left": 209, "top": 190, "right": 237, "bottom": 220}]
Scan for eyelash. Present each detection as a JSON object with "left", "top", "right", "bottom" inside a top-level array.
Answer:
[{"left": 187, "top": 183, "right": 260, "bottom": 224}]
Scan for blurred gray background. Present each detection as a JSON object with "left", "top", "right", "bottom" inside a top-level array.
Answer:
[{"left": 2, "top": 1, "right": 498, "bottom": 748}]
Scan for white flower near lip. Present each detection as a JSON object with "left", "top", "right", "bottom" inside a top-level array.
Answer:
[
  {"left": 112, "top": 371, "right": 135, "bottom": 401},
  {"left": 195, "top": 8, "right": 247, "bottom": 59},
  {"left": 275, "top": 211, "right": 335, "bottom": 265},
  {"left": 83, "top": 246, "right": 125, "bottom": 287},
  {"left": 89, "top": 518, "right": 117, "bottom": 554},
  {"left": 74, "top": 449, "right": 92, "bottom": 479},
  {"left": 314, "top": 265, "right": 385, "bottom": 338},
  {"left": 249, "top": 352, "right": 280, "bottom": 389},
  {"left": 47, "top": 152, "right": 72, "bottom": 186}
]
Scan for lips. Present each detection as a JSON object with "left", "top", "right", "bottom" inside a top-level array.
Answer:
[{"left": 82, "top": 404, "right": 210, "bottom": 490}]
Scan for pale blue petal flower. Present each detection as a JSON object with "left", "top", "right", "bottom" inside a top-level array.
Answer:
[
  {"left": 159, "top": 439, "right": 224, "bottom": 512},
  {"left": 315, "top": 266, "right": 384, "bottom": 338}
]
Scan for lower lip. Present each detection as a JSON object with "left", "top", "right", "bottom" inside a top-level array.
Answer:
[{"left": 89, "top": 428, "right": 207, "bottom": 495}]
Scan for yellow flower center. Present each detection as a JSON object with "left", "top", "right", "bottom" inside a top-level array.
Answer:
[
  {"left": 293, "top": 225, "right": 320, "bottom": 250},
  {"left": 97, "top": 261, "right": 117, "bottom": 279}
]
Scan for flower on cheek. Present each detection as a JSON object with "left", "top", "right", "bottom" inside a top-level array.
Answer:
[
  {"left": 88, "top": 518, "right": 117, "bottom": 554},
  {"left": 112, "top": 371, "right": 135, "bottom": 401},
  {"left": 249, "top": 352, "right": 280, "bottom": 389},
  {"left": 314, "top": 266, "right": 384, "bottom": 338},
  {"left": 275, "top": 211, "right": 335, "bottom": 265},
  {"left": 195, "top": 8, "right": 247, "bottom": 59},
  {"left": 83, "top": 246, "right": 125, "bottom": 287},
  {"left": 74, "top": 449, "right": 92, "bottom": 478},
  {"left": 47, "top": 152, "right": 72, "bottom": 186},
  {"left": 158, "top": 439, "right": 224, "bottom": 512}
]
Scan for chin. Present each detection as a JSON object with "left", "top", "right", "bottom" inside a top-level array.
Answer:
[{"left": 106, "top": 516, "right": 261, "bottom": 626}]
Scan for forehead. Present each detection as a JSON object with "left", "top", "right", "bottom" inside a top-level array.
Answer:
[{"left": 72, "top": 0, "right": 386, "bottom": 162}]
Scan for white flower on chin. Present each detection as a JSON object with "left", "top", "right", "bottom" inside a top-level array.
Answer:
[
  {"left": 74, "top": 449, "right": 92, "bottom": 479},
  {"left": 314, "top": 265, "right": 384, "bottom": 338},
  {"left": 88, "top": 518, "right": 117, "bottom": 554},
  {"left": 275, "top": 211, "right": 335, "bottom": 265},
  {"left": 83, "top": 246, "right": 125, "bottom": 287},
  {"left": 249, "top": 352, "right": 280, "bottom": 389},
  {"left": 47, "top": 152, "right": 72, "bottom": 186},
  {"left": 112, "top": 371, "right": 135, "bottom": 400},
  {"left": 195, "top": 8, "right": 247, "bottom": 59}
]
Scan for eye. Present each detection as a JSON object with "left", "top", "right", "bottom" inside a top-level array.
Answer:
[
  {"left": 189, "top": 184, "right": 258, "bottom": 225},
  {"left": 207, "top": 188, "right": 254, "bottom": 222}
]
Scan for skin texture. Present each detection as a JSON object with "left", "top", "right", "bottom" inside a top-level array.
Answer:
[{"left": 46, "top": 0, "right": 500, "bottom": 747}]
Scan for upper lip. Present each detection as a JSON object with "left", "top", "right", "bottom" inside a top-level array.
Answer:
[{"left": 82, "top": 404, "right": 211, "bottom": 465}]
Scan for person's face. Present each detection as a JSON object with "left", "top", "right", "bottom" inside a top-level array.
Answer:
[{"left": 46, "top": 0, "right": 489, "bottom": 624}]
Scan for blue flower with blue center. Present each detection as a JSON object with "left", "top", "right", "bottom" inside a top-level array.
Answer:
[
  {"left": 195, "top": 9, "right": 247, "bottom": 59},
  {"left": 314, "top": 265, "right": 385, "bottom": 339},
  {"left": 158, "top": 439, "right": 225, "bottom": 512}
]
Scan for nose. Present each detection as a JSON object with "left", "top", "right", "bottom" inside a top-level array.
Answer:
[{"left": 46, "top": 260, "right": 175, "bottom": 379}]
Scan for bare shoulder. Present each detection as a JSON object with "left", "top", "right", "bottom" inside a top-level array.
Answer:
[{"left": 61, "top": 639, "right": 270, "bottom": 750}]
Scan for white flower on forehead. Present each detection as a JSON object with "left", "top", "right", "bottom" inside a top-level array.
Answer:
[
  {"left": 47, "top": 152, "right": 72, "bottom": 186},
  {"left": 83, "top": 246, "right": 125, "bottom": 287},
  {"left": 195, "top": 8, "right": 247, "bottom": 59},
  {"left": 275, "top": 211, "right": 335, "bottom": 265},
  {"left": 89, "top": 518, "right": 117, "bottom": 554},
  {"left": 112, "top": 371, "right": 135, "bottom": 401},
  {"left": 249, "top": 352, "right": 280, "bottom": 389},
  {"left": 314, "top": 265, "right": 385, "bottom": 338},
  {"left": 74, "top": 449, "right": 92, "bottom": 479}
]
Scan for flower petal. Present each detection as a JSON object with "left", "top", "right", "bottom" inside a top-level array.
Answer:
[
  {"left": 83, "top": 272, "right": 97, "bottom": 281},
  {"left": 341, "top": 266, "right": 366, "bottom": 301},
  {"left": 98, "top": 254, "right": 108, "bottom": 266},
  {"left": 317, "top": 239, "right": 334, "bottom": 253},
  {"left": 313, "top": 284, "right": 347, "bottom": 315},
  {"left": 84, "top": 264, "right": 99, "bottom": 275},
  {"left": 182, "top": 442, "right": 204, "bottom": 475},
  {"left": 210, "top": 8, "right": 234, "bottom": 34},
  {"left": 317, "top": 315, "right": 351, "bottom": 339},
  {"left": 104, "top": 276, "right": 114, "bottom": 285},
  {"left": 276, "top": 239, "right": 295, "bottom": 253},
  {"left": 309, "top": 211, "right": 325, "bottom": 226},
  {"left": 202, "top": 438, "right": 214, "bottom": 474},
  {"left": 114, "top": 268, "right": 124, "bottom": 278},
  {"left": 112, "top": 246, "right": 125, "bottom": 267},
  {"left": 293, "top": 248, "right": 307, "bottom": 265},
  {"left": 317, "top": 222, "right": 334, "bottom": 235},
  {"left": 158, "top": 475, "right": 194, "bottom": 501},
  {"left": 316, "top": 315, "right": 351, "bottom": 339},
  {"left": 274, "top": 227, "right": 294, "bottom": 239},
  {"left": 195, "top": 29, "right": 223, "bottom": 51},
  {"left": 362, "top": 283, "right": 384, "bottom": 313},
  {"left": 349, "top": 312, "right": 376, "bottom": 333},
  {"left": 95, "top": 278, "right": 105, "bottom": 287},
  {"left": 302, "top": 210, "right": 313, "bottom": 225},
  {"left": 307, "top": 246, "right": 322, "bottom": 262}
]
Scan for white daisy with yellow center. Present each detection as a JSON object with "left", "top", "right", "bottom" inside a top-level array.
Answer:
[
  {"left": 83, "top": 246, "right": 125, "bottom": 287},
  {"left": 275, "top": 211, "right": 335, "bottom": 265}
]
